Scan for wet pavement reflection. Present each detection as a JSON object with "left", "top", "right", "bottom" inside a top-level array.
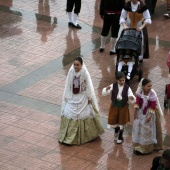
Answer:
[{"left": 0, "top": 0, "right": 170, "bottom": 169}]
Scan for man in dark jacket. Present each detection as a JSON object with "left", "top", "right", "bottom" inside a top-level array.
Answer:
[{"left": 99, "top": 0, "right": 125, "bottom": 55}]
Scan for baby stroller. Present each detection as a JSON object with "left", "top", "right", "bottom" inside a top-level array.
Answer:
[
  {"left": 164, "top": 84, "right": 170, "bottom": 108},
  {"left": 115, "top": 28, "right": 143, "bottom": 81}
]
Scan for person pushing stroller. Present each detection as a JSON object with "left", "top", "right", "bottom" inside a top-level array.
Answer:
[{"left": 119, "top": 0, "right": 152, "bottom": 61}]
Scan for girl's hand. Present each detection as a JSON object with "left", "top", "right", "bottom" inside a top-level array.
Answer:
[
  {"left": 145, "top": 114, "right": 152, "bottom": 123},
  {"left": 106, "top": 86, "right": 111, "bottom": 91},
  {"left": 137, "top": 26, "right": 143, "bottom": 31},
  {"left": 129, "top": 96, "right": 135, "bottom": 101},
  {"left": 134, "top": 111, "right": 138, "bottom": 120}
]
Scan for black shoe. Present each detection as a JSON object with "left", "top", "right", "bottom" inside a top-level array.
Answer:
[
  {"left": 110, "top": 51, "right": 117, "bottom": 55},
  {"left": 116, "top": 129, "right": 124, "bottom": 144},
  {"left": 99, "top": 48, "right": 104, "bottom": 52},
  {"left": 68, "top": 22, "right": 73, "bottom": 26},
  {"left": 117, "top": 136, "right": 123, "bottom": 144},
  {"left": 164, "top": 13, "right": 170, "bottom": 18},
  {"left": 133, "top": 150, "right": 151, "bottom": 155},
  {"left": 133, "top": 150, "right": 142, "bottom": 155},
  {"left": 72, "top": 24, "right": 82, "bottom": 29},
  {"left": 139, "top": 59, "right": 143, "bottom": 63}
]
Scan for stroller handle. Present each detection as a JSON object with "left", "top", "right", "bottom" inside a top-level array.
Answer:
[
  {"left": 116, "top": 27, "right": 142, "bottom": 55},
  {"left": 121, "top": 28, "right": 141, "bottom": 36},
  {"left": 123, "top": 28, "right": 140, "bottom": 32}
]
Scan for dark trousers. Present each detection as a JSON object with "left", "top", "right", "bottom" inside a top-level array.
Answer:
[
  {"left": 66, "top": 0, "right": 81, "bottom": 14},
  {"left": 101, "top": 14, "right": 120, "bottom": 38},
  {"left": 152, "top": 0, "right": 157, "bottom": 13},
  {"left": 145, "top": 0, "right": 157, "bottom": 14}
]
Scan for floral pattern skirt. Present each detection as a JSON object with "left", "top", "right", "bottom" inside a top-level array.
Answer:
[{"left": 132, "top": 108, "right": 163, "bottom": 154}]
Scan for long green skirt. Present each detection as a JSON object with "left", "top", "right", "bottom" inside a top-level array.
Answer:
[{"left": 58, "top": 115, "right": 104, "bottom": 145}]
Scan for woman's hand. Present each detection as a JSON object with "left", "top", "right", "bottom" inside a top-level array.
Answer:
[
  {"left": 134, "top": 110, "right": 138, "bottom": 119},
  {"left": 137, "top": 22, "right": 147, "bottom": 31},
  {"left": 137, "top": 26, "right": 143, "bottom": 31},
  {"left": 145, "top": 114, "right": 152, "bottom": 123},
  {"left": 123, "top": 26, "right": 129, "bottom": 30},
  {"left": 122, "top": 22, "right": 129, "bottom": 30},
  {"left": 88, "top": 99, "right": 92, "bottom": 104}
]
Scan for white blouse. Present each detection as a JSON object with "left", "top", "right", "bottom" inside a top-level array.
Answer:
[
  {"left": 102, "top": 84, "right": 136, "bottom": 104},
  {"left": 120, "top": 1, "right": 152, "bottom": 25}
]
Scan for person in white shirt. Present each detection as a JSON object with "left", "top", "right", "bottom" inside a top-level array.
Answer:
[
  {"left": 102, "top": 71, "right": 135, "bottom": 144},
  {"left": 119, "top": 0, "right": 152, "bottom": 62}
]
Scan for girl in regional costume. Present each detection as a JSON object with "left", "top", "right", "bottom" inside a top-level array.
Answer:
[
  {"left": 132, "top": 78, "right": 163, "bottom": 155},
  {"left": 58, "top": 57, "right": 104, "bottom": 145},
  {"left": 102, "top": 72, "right": 136, "bottom": 144},
  {"left": 119, "top": 0, "right": 152, "bottom": 61}
]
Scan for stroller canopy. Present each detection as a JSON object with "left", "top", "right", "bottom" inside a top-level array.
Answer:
[{"left": 115, "top": 29, "right": 142, "bottom": 56}]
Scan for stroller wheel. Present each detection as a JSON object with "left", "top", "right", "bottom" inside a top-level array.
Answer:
[{"left": 138, "top": 70, "right": 143, "bottom": 81}]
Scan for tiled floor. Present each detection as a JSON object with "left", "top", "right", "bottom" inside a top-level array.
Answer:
[{"left": 0, "top": 0, "right": 170, "bottom": 169}]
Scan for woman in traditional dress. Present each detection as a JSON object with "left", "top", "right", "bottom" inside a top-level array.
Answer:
[
  {"left": 119, "top": 0, "right": 152, "bottom": 62},
  {"left": 132, "top": 78, "right": 163, "bottom": 155},
  {"left": 58, "top": 57, "right": 104, "bottom": 145}
]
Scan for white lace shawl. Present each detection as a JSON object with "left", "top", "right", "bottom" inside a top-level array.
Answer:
[
  {"left": 136, "top": 79, "right": 163, "bottom": 118},
  {"left": 61, "top": 62, "right": 99, "bottom": 114}
]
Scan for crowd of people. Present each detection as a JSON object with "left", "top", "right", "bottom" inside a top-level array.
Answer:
[{"left": 57, "top": 0, "right": 170, "bottom": 169}]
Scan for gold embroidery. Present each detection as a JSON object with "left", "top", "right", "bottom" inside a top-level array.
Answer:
[{"left": 128, "top": 12, "right": 143, "bottom": 29}]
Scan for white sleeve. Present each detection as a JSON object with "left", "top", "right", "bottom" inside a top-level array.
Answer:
[
  {"left": 102, "top": 84, "right": 113, "bottom": 96},
  {"left": 143, "top": 10, "right": 152, "bottom": 24},
  {"left": 120, "top": 9, "right": 128, "bottom": 24},
  {"left": 127, "top": 87, "right": 136, "bottom": 104},
  {"left": 128, "top": 87, "right": 134, "bottom": 97}
]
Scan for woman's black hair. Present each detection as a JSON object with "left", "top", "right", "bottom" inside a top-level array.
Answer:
[
  {"left": 115, "top": 71, "right": 125, "bottom": 80},
  {"left": 74, "top": 57, "right": 83, "bottom": 65},
  {"left": 142, "top": 78, "right": 151, "bottom": 86}
]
